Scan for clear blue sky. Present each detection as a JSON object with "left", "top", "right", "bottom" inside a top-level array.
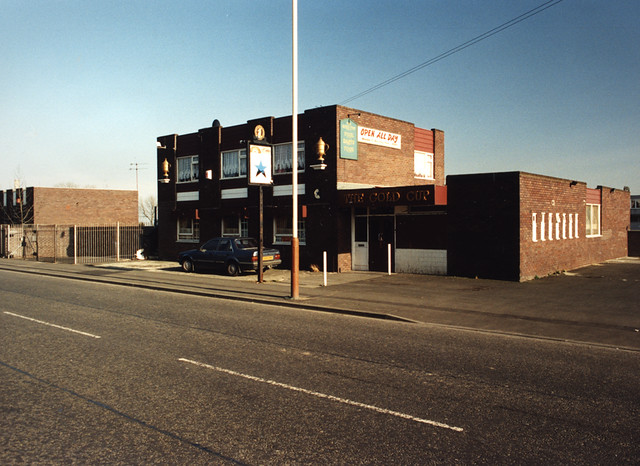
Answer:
[{"left": 1, "top": 0, "right": 638, "bottom": 203}]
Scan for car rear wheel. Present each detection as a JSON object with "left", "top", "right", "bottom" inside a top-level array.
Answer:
[
  {"left": 226, "top": 261, "right": 240, "bottom": 276},
  {"left": 182, "top": 258, "right": 194, "bottom": 273}
]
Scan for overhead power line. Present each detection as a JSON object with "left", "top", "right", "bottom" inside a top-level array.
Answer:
[{"left": 339, "top": 0, "right": 565, "bottom": 105}]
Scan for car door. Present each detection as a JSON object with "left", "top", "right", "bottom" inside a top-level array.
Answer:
[
  {"left": 215, "top": 238, "right": 233, "bottom": 268},
  {"left": 198, "top": 238, "right": 219, "bottom": 269}
]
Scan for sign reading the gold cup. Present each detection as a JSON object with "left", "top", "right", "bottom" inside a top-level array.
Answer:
[{"left": 248, "top": 142, "right": 273, "bottom": 185}]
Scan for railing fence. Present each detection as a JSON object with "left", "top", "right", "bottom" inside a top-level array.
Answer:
[{"left": 0, "top": 223, "right": 142, "bottom": 264}]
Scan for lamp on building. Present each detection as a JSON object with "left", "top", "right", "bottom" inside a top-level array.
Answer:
[
  {"left": 159, "top": 158, "right": 171, "bottom": 184},
  {"left": 310, "top": 137, "right": 328, "bottom": 171},
  {"left": 157, "top": 142, "right": 171, "bottom": 184},
  {"left": 570, "top": 180, "right": 578, "bottom": 187}
]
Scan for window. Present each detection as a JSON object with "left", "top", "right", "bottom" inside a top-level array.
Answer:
[
  {"left": 201, "top": 238, "right": 219, "bottom": 251},
  {"left": 273, "top": 142, "right": 305, "bottom": 175},
  {"left": 177, "top": 217, "right": 200, "bottom": 242},
  {"left": 177, "top": 155, "right": 199, "bottom": 183},
  {"left": 414, "top": 151, "right": 434, "bottom": 180},
  {"left": 222, "top": 215, "right": 249, "bottom": 237},
  {"left": 586, "top": 204, "right": 601, "bottom": 237},
  {"left": 273, "top": 215, "right": 306, "bottom": 245},
  {"left": 221, "top": 149, "right": 247, "bottom": 179}
]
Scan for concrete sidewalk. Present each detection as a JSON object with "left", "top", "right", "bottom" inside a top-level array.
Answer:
[{"left": 1, "top": 257, "right": 638, "bottom": 350}]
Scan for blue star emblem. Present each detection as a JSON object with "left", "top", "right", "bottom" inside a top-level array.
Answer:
[{"left": 255, "top": 160, "right": 267, "bottom": 177}]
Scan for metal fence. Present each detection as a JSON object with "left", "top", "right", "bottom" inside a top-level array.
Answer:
[{"left": 0, "top": 223, "right": 143, "bottom": 264}]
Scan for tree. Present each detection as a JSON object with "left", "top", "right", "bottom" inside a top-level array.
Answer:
[{"left": 139, "top": 195, "right": 157, "bottom": 226}]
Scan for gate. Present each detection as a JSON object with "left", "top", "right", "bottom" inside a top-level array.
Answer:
[{"left": 0, "top": 223, "right": 142, "bottom": 264}]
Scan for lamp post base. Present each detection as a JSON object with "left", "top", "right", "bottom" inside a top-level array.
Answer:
[{"left": 291, "top": 237, "right": 299, "bottom": 299}]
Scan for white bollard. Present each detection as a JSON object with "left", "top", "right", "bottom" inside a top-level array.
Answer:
[
  {"left": 323, "top": 250, "right": 328, "bottom": 287},
  {"left": 388, "top": 243, "right": 392, "bottom": 275}
]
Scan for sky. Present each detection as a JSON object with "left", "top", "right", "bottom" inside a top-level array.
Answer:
[{"left": 1, "top": 0, "right": 638, "bottom": 204}]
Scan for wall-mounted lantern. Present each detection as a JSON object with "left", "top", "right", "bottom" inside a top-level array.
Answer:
[
  {"left": 310, "top": 137, "right": 328, "bottom": 171},
  {"left": 157, "top": 141, "right": 171, "bottom": 184},
  {"left": 159, "top": 158, "right": 171, "bottom": 183}
]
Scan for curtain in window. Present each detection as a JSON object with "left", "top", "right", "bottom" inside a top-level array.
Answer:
[
  {"left": 273, "top": 143, "right": 305, "bottom": 174},
  {"left": 223, "top": 152, "right": 239, "bottom": 178},
  {"left": 178, "top": 158, "right": 191, "bottom": 182},
  {"left": 239, "top": 150, "right": 247, "bottom": 176},
  {"left": 274, "top": 144, "right": 292, "bottom": 174}
]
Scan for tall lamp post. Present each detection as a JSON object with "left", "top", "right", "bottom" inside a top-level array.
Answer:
[{"left": 291, "top": 0, "right": 299, "bottom": 299}]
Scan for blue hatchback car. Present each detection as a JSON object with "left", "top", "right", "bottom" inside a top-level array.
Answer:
[{"left": 178, "top": 237, "right": 282, "bottom": 276}]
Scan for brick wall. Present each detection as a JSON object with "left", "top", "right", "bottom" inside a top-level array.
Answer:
[
  {"left": 447, "top": 172, "right": 629, "bottom": 281},
  {"left": 32, "top": 188, "right": 138, "bottom": 225},
  {"left": 519, "top": 173, "right": 629, "bottom": 280},
  {"left": 335, "top": 107, "right": 442, "bottom": 187}
]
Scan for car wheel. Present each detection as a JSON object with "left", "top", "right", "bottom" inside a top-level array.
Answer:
[
  {"left": 182, "top": 258, "right": 194, "bottom": 273},
  {"left": 226, "top": 261, "right": 239, "bottom": 276}
]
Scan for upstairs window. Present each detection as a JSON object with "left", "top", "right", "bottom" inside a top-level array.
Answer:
[
  {"left": 414, "top": 151, "right": 434, "bottom": 180},
  {"left": 273, "top": 142, "right": 305, "bottom": 175},
  {"left": 177, "top": 155, "right": 199, "bottom": 183},
  {"left": 221, "top": 149, "right": 247, "bottom": 179}
]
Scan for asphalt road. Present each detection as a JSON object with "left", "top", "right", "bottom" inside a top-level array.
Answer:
[{"left": 1, "top": 270, "right": 639, "bottom": 464}]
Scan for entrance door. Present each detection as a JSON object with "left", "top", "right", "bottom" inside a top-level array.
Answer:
[
  {"left": 352, "top": 215, "right": 368, "bottom": 271},
  {"left": 369, "top": 216, "right": 394, "bottom": 272}
]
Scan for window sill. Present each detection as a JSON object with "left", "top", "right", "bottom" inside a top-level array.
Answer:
[{"left": 177, "top": 239, "right": 200, "bottom": 243}]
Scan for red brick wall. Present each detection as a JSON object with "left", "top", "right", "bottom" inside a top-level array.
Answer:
[
  {"left": 32, "top": 188, "right": 138, "bottom": 225},
  {"left": 433, "top": 129, "right": 445, "bottom": 186},
  {"left": 334, "top": 107, "right": 443, "bottom": 187},
  {"left": 519, "top": 173, "right": 629, "bottom": 280}
]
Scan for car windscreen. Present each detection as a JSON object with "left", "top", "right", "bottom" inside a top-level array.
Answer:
[{"left": 235, "top": 238, "right": 258, "bottom": 249}]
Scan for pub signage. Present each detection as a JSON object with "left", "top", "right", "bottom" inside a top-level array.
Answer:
[
  {"left": 340, "top": 186, "right": 434, "bottom": 206},
  {"left": 340, "top": 118, "right": 358, "bottom": 160},
  {"left": 357, "top": 125, "right": 401, "bottom": 149}
]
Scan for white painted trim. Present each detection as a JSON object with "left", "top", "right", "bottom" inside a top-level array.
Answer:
[
  {"left": 221, "top": 188, "right": 248, "bottom": 199},
  {"left": 176, "top": 191, "right": 199, "bottom": 202},
  {"left": 274, "top": 184, "right": 305, "bottom": 197}
]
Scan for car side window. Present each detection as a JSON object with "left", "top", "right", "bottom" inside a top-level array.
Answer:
[
  {"left": 218, "top": 239, "right": 232, "bottom": 252},
  {"left": 202, "top": 239, "right": 219, "bottom": 251}
]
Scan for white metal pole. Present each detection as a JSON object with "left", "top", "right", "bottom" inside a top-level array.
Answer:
[
  {"left": 116, "top": 222, "right": 120, "bottom": 262},
  {"left": 323, "top": 250, "right": 327, "bottom": 287},
  {"left": 388, "top": 243, "right": 392, "bottom": 275},
  {"left": 291, "top": 0, "right": 300, "bottom": 299},
  {"left": 73, "top": 225, "right": 77, "bottom": 265}
]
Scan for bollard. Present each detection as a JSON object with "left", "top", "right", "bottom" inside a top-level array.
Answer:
[{"left": 323, "top": 251, "right": 327, "bottom": 287}]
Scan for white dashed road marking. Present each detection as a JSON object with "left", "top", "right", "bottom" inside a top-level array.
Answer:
[
  {"left": 179, "top": 357, "right": 463, "bottom": 432},
  {"left": 4, "top": 311, "right": 101, "bottom": 339}
]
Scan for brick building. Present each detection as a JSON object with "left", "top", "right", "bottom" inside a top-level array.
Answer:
[
  {"left": 0, "top": 187, "right": 138, "bottom": 225},
  {"left": 157, "top": 105, "right": 629, "bottom": 280},
  {"left": 447, "top": 172, "right": 630, "bottom": 281},
  {"left": 157, "top": 105, "right": 446, "bottom": 273}
]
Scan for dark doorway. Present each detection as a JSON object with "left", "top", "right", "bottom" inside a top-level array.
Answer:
[{"left": 369, "top": 216, "right": 394, "bottom": 272}]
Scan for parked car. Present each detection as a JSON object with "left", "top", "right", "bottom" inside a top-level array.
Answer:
[{"left": 178, "top": 237, "right": 281, "bottom": 276}]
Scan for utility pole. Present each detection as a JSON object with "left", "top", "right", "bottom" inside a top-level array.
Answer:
[{"left": 129, "top": 162, "right": 147, "bottom": 193}]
